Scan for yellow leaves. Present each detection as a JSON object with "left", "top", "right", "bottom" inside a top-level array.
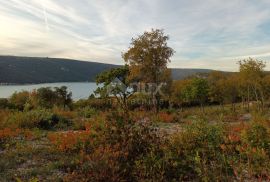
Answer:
[{"left": 123, "top": 29, "right": 174, "bottom": 84}]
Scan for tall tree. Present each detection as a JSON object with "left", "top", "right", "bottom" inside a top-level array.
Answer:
[
  {"left": 222, "top": 74, "right": 240, "bottom": 112},
  {"left": 189, "top": 78, "right": 209, "bottom": 112},
  {"left": 238, "top": 58, "right": 266, "bottom": 110},
  {"left": 123, "top": 29, "right": 174, "bottom": 113}
]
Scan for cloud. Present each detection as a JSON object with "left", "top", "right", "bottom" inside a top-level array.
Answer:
[{"left": 0, "top": 0, "right": 270, "bottom": 71}]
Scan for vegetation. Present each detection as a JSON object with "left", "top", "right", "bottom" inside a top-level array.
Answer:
[
  {"left": 0, "top": 30, "right": 270, "bottom": 181},
  {"left": 0, "top": 56, "right": 119, "bottom": 84},
  {"left": 0, "top": 56, "right": 213, "bottom": 84},
  {"left": 95, "top": 65, "right": 132, "bottom": 114},
  {"left": 123, "top": 29, "right": 174, "bottom": 112}
]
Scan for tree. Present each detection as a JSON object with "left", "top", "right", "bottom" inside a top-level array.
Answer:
[
  {"left": 222, "top": 74, "right": 240, "bottom": 112},
  {"left": 189, "top": 78, "right": 209, "bottom": 112},
  {"left": 54, "top": 86, "right": 72, "bottom": 109},
  {"left": 207, "top": 71, "right": 227, "bottom": 108},
  {"left": 172, "top": 77, "right": 209, "bottom": 111},
  {"left": 9, "top": 91, "right": 30, "bottom": 110},
  {"left": 123, "top": 29, "right": 174, "bottom": 113},
  {"left": 95, "top": 65, "right": 132, "bottom": 114},
  {"left": 36, "top": 87, "right": 57, "bottom": 109},
  {"left": 181, "top": 81, "right": 194, "bottom": 105},
  {"left": 171, "top": 79, "right": 194, "bottom": 108},
  {"left": 238, "top": 58, "right": 266, "bottom": 110},
  {"left": 261, "top": 74, "right": 270, "bottom": 104}
]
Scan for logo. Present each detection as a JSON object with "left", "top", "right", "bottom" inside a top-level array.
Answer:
[
  {"left": 106, "top": 77, "right": 127, "bottom": 95},
  {"left": 106, "top": 77, "right": 166, "bottom": 96}
]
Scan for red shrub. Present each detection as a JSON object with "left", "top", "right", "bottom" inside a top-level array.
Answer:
[{"left": 48, "top": 129, "right": 91, "bottom": 152}]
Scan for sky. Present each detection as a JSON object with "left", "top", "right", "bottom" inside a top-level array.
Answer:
[{"left": 0, "top": 0, "right": 270, "bottom": 71}]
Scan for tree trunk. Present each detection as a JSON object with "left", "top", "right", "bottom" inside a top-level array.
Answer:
[
  {"left": 200, "top": 102, "right": 205, "bottom": 113},
  {"left": 260, "top": 91, "right": 265, "bottom": 111},
  {"left": 153, "top": 94, "right": 159, "bottom": 114},
  {"left": 247, "top": 86, "right": 250, "bottom": 112}
]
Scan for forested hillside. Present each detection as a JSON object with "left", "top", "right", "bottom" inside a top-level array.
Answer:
[
  {"left": 0, "top": 56, "right": 119, "bottom": 84},
  {"left": 0, "top": 56, "right": 213, "bottom": 84}
]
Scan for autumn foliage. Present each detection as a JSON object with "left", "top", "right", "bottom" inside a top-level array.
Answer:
[{"left": 48, "top": 129, "right": 91, "bottom": 153}]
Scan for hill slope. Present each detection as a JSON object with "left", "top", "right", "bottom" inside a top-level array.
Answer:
[
  {"left": 0, "top": 56, "right": 119, "bottom": 84},
  {"left": 171, "top": 68, "right": 212, "bottom": 79},
  {"left": 0, "top": 56, "right": 213, "bottom": 84}
]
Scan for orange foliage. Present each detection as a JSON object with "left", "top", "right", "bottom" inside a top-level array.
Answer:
[
  {"left": 0, "top": 128, "right": 21, "bottom": 140},
  {"left": 227, "top": 122, "right": 248, "bottom": 142},
  {"left": 23, "top": 129, "right": 34, "bottom": 140},
  {"left": 53, "top": 109, "right": 77, "bottom": 119},
  {"left": 48, "top": 129, "right": 91, "bottom": 152},
  {"left": 158, "top": 112, "right": 174, "bottom": 123},
  {"left": 221, "top": 122, "right": 249, "bottom": 152},
  {"left": 0, "top": 128, "right": 34, "bottom": 147}
]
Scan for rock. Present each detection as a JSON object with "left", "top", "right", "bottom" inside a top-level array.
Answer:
[{"left": 239, "top": 113, "right": 252, "bottom": 121}]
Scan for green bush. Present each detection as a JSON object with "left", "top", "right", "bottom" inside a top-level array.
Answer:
[
  {"left": 6, "top": 110, "right": 72, "bottom": 130},
  {"left": 242, "top": 122, "right": 270, "bottom": 151},
  {"left": 0, "top": 99, "right": 10, "bottom": 109},
  {"left": 239, "top": 122, "right": 270, "bottom": 176},
  {"left": 74, "top": 98, "right": 112, "bottom": 110},
  {"left": 65, "top": 118, "right": 163, "bottom": 181},
  {"left": 77, "top": 107, "right": 96, "bottom": 118},
  {"left": 134, "top": 121, "right": 230, "bottom": 181},
  {"left": 9, "top": 91, "right": 30, "bottom": 111}
]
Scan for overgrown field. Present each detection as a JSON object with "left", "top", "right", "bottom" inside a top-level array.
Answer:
[{"left": 0, "top": 104, "right": 269, "bottom": 181}]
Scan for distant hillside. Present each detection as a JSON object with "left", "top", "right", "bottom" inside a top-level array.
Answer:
[
  {"left": 0, "top": 56, "right": 120, "bottom": 84},
  {"left": 171, "top": 68, "right": 213, "bottom": 80},
  {"left": 0, "top": 56, "right": 214, "bottom": 84}
]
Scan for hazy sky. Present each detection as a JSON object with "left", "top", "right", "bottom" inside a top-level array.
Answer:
[{"left": 0, "top": 0, "right": 270, "bottom": 71}]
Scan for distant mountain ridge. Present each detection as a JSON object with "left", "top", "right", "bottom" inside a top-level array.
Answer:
[{"left": 0, "top": 56, "right": 214, "bottom": 84}]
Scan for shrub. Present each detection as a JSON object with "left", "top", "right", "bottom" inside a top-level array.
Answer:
[
  {"left": 221, "top": 122, "right": 270, "bottom": 180},
  {"left": 6, "top": 110, "right": 72, "bottom": 130},
  {"left": 9, "top": 91, "right": 30, "bottom": 110},
  {"left": 0, "top": 110, "right": 11, "bottom": 129},
  {"left": 74, "top": 98, "right": 112, "bottom": 110},
  {"left": 53, "top": 108, "right": 77, "bottom": 119},
  {"left": 48, "top": 130, "right": 92, "bottom": 153},
  {"left": 0, "top": 128, "right": 21, "bottom": 149},
  {"left": 77, "top": 107, "right": 97, "bottom": 118},
  {"left": 62, "top": 118, "right": 163, "bottom": 181},
  {"left": 242, "top": 122, "right": 270, "bottom": 151},
  {"left": 0, "top": 128, "right": 33, "bottom": 149},
  {"left": 159, "top": 121, "right": 229, "bottom": 181},
  {"left": 49, "top": 113, "right": 270, "bottom": 181},
  {"left": 155, "top": 112, "right": 175, "bottom": 123},
  {"left": 239, "top": 122, "right": 270, "bottom": 177},
  {"left": 0, "top": 99, "right": 10, "bottom": 109}
]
